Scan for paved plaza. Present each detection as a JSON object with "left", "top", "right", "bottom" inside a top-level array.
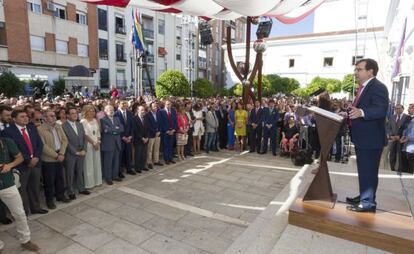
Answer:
[{"left": 0, "top": 151, "right": 300, "bottom": 254}]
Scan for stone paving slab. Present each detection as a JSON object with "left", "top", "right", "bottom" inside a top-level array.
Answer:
[{"left": 0, "top": 150, "right": 298, "bottom": 253}]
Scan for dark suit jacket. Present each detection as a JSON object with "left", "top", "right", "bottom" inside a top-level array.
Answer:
[
  {"left": 3, "top": 123, "right": 43, "bottom": 171},
  {"left": 133, "top": 116, "right": 149, "bottom": 145},
  {"left": 249, "top": 107, "right": 264, "bottom": 126},
  {"left": 351, "top": 78, "right": 389, "bottom": 149},
  {"left": 145, "top": 111, "right": 161, "bottom": 138},
  {"left": 263, "top": 107, "right": 279, "bottom": 126},
  {"left": 100, "top": 116, "right": 124, "bottom": 152},
  {"left": 114, "top": 109, "right": 134, "bottom": 138},
  {"left": 159, "top": 108, "right": 178, "bottom": 134},
  {"left": 62, "top": 121, "right": 87, "bottom": 157}
]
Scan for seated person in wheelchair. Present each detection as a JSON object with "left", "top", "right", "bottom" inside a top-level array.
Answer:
[{"left": 281, "top": 116, "right": 300, "bottom": 155}]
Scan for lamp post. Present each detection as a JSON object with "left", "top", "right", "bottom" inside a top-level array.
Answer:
[{"left": 183, "top": 15, "right": 196, "bottom": 98}]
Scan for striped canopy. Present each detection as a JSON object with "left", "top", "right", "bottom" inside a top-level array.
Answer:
[{"left": 83, "top": 0, "right": 325, "bottom": 23}]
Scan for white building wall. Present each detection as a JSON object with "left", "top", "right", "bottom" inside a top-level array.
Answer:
[
  {"left": 225, "top": 31, "right": 386, "bottom": 89},
  {"left": 313, "top": 0, "right": 390, "bottom": 33}
]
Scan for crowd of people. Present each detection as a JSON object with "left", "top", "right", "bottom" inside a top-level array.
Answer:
[{"left": 0, "top": 83, "right": 413, "bottom": 250}]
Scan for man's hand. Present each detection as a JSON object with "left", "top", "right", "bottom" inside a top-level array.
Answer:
[
  {"left": 400, "top": 137, "right": 408, "bottom": 143},
  {"left": 57, "top": 154, "right": 65, "bottom": 162},
  {"left": 349, "top": 107, "right": 363, "bottom": 119},
  {"left": 252, "top": 123, "right": 257, "bottom": 129},
  {"left": 1, "top": 163, "right": 12, "bottom": 173},
  {"left": 338, "top": 111, "right": 348, "bottom": 118},
  {"left": 156, "top": 132, "right": 160, "bottom": 137},
  {"left": 28, "top": 157, "right": 39, "bottom": 168}
]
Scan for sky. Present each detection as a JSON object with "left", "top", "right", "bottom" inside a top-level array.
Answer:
[{"left": 250, "top": 13, "right": 314, "bottom": 40}]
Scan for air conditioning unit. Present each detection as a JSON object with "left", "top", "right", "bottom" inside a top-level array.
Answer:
[{"left": 47, "top": 2, "right": 55, "bottom": 11}]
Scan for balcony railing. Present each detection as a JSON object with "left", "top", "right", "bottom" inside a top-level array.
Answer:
[
  {"left": 142, "top": 28, "right": 154, "bottom": 39},
  {"left": 115, "top": 25, "right": 126, "bottom": 35},
  {"left": 146, "top": 54, "right": 154, "bottom": 63},
  {"left": 116, "top": 53, "right": 127, "bottom": 62}
]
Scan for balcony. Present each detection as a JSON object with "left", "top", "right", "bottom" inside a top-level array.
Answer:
[
  {"left": 199, "top": 62, "right": 207, "bottom": 69},
  {"left": 116, "top": 79, "right": 127, "bottom": 88},
  {"left": 142, "top": 28, "right": 154, "bottom": 39},
  {"left": 176, "top": 37, "right": 182, "bottom": 45},
  {"left": 115, "top": 25, "right": 126, "bottom": 35},
  {"left": 116, "top": 53, "right": 127, "bottom": 62}
]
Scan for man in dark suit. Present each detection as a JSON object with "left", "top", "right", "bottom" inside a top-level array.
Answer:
[
  {"left": 215, "top": 101, "right": 228, "bottom": 150},
  {"left": 345, "top": 58, "right": 389, "bottom": 213},
  {"left": 114, "top": 101, "right": 135, "bottom": 176},
  {"left": 101, "top": 105, "right": 124, "bottom": 185},
  {"left": 146, "top": 101, "right": 163, "bottom": 169},
  {"left": 262, "top": 99, "right": 279, "bottom": 155},
  {"left": 3, "top": 109, "right": 48, "bottom": 215},
  {"left": 248, "top": 100, "right": 264, "bottom": 153},
  {"left": 62, "top": 107, "right": 90, "bottom": 200},
  {"left": 133, "top": 105, "right": 149, "bottom": 173},
  {"left": 387, "top": 104, "right": 408, "bottom": 172},
  {"left": 159, "top": 100, "right": 177, "bottom": 164}
]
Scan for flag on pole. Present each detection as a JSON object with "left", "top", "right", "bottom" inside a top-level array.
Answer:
[
  {"left": 391, "top": 17, "right": 407, "bottom": 79},
  {"left": 131, "top": 9, "right": 146, "bottom": 52}
]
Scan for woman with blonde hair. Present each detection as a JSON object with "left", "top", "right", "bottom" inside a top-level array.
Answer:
[{"left": 80, "top": 104, "right": 102, "bottom": 189}]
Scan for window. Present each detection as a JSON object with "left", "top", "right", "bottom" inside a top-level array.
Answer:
[
  {"left": 56, "top": 40, "right": 68, "bottom": 54},
  {"left": 176, "top": 26, "right": 182, "bottom": 44},
  {"left": 115, "top": 16, "right": 125, "bottom": 34},
  {"left": 98, "top": 9, "right": 107, "bottom": 31},
  {"left": 289, "top": 59, "right": 295, "bottom": 68},
  {"left": 116, "top": 43, "right": 125, "bottom": 62},
  {"left": 54, "top": 4, "right": 66, "bottom": 19},
  {"left": 0, "top": 22, "right": 7, "bottom": 46},
  {"left": 323, "top": 57, "right": 334, "bottom": 67},
  {"left": 99, "top": 39, "right": 108, "bottom": 59},
  {"left": 116, "top": 69, "right": 126, "bottom": 88},
  {"left": 27, "top": 0, "right": 41, "bottom": 14},
  {"left": 158, "top": 19, "right": 165, "bottom": 35},
  {"left": 76, "top": 11, "right": 87, "bottom": 25},
  {"left": 352, "top": 55, "right": 363, "bottom": 65},
  {"left": 176, "top": 54, "right": 181, "bottom": 61},
  {"left": 30, "top": 35, "right": 45, "bottom": 51},
  {"left": 78, "top": 44, "right": 88, "bottom": 57},
  {"left": 100, "top": 68, "right": 109, "bottom": 88}
]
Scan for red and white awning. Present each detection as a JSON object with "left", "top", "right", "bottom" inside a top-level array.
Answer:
[{"left": 83, "top": 0, "right": 325, "bottom": 23}]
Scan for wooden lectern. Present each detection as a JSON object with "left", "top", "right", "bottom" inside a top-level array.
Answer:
[{"left": 298, "top": 106, "right": 344, "bottom": 208}]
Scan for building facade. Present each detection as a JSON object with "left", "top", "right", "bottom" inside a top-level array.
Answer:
[
  {"left": 224, "top": 0, "right": 390, "bottom": 93},
  {"left": 0, "top": 0, "right": 98, "bottom": 84},
  {"left": 199, "top": 19, "right": 246, "bottom": 88},
  {"left": 383, "top": 0, "right": 414, "bottom": 108}
]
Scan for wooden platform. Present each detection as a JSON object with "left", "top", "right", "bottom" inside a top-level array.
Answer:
[{"left": 289, "top": 198, "right": 414, "bottom": 254}]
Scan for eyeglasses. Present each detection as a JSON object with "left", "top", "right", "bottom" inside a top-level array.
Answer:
[{"left": 354, "top": 68, "right": 366, "bottom": 72}]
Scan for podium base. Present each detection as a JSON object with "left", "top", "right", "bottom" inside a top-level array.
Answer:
[
  {"left": 289, "top": 198, "right": 414, "bottom": 254},
  {"left": 303, "top": 193, "right": 337, "bottom": 209}
]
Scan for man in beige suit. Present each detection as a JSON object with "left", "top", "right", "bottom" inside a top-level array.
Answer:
[{"left": 37, "top": 109, "right": 70, "bottom": 209}]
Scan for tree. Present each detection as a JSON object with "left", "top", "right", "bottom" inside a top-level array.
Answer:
[
  {"left": 52, "top": 77, "right": 66, "bottom": 96},
  {"left": 0, "top": 71, "right": 24, "bottom": 97},
  {"left": 155, "top": 70, "right": 190, "bottom": 98},
  {"left": 341, "top": 74, "right": 357, "bottom": 94},
  {"left": 29, "top": 79, "right": 45, "bottom": 90},
  {"left": 266, "top": 74, "right": 300, "bottom": 95},
  {"left": 252, "top": 76, "right": 273, "bottom": 97},
  {"left": 292, "top": 76, "right": 342, "bottom": 98},
  {"left": 193, "top": 78, "right": 214, "bottom": 98},
  {"left": 215, "top": 87, "right": 230, "bottom": 97}
]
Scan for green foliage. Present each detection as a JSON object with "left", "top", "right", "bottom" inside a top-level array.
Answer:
[
  {"left": 292, "top": 76, "right": 342, "bottom": 98},
  {"left": 215, "top": 87, "right": 230, "bottom": 97},
  {"left": 0, "top": 71, "right": 24, "bottom": 97},
  {"left": 52, "top": 77, "right": 66, "bottom": 96},
  {"left": 252, "top": 76, "right": 272, "bottom": 97},
  {"left": 230, "top": 83, "right": 243, "bottom": 96},
  {"left": 266, "top": 74, "right": 300, "bottom": 95},
  {"left": 29, "top": 79, "right": 45, "bottom": 90},
  {"left": 341, "top": 74, "right": 357, "bottom": 94},
  {"left": 193, "top": 78, "right": 214, "bottom": 98},
  {"left": 155, "top": 70, "right": 190, "bottom": 98}
]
